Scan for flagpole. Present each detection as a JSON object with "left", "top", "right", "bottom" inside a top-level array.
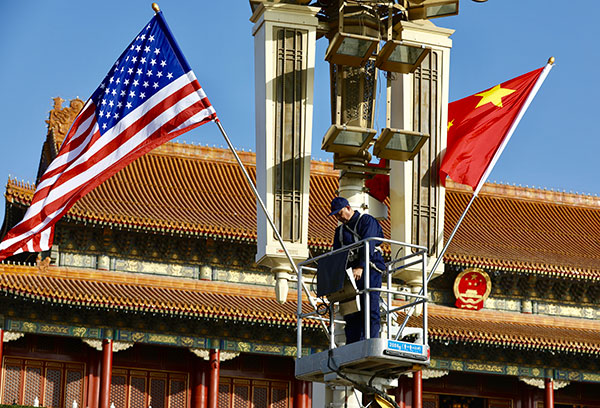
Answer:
[
  {"left": 214, "top": 120, "right": 334, "bottom": 335},
  {"left": 429, "top": 57, "right": 554, "bottom": 282}
]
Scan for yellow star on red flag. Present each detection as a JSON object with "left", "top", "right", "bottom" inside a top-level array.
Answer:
[{"left": 475, "top": 84, "right": 516, "bottom": 108}]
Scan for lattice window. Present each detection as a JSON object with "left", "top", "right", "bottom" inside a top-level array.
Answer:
[
  {"left": 111, "top": 375, "right": 127, "bottom": 408},
  {"left": 423, "top": 393, "right": 438, "bottom": 408},
  {"left": 489, "top": 399, "right": 512, "bottom": 408},
  {"left": 130, "top": 377, "right": 147, "bottom": 408},
  {"left": 44, "top": 368, "right": 62, "bottom": 408},
  {"left": 2, "top": 364, "right": 22, "bottom": 404},
  {"left": 218, "top": 383, "right": 231, "bottom": 408},
  {"left": 64, "top": 369, "right": 83, "bottom": 407},
  {"left": 233, "top": 384, "right": 249, "bottom": 408},
  {"left": 24, "top": 366, "right": 43, "bottom": 405},
  {"left": 150, "top": 378, "right": 166, "bottom": 408},
  {"left": 272, "top": 387, "right": 288, "bottom": 408},
  {"left": 273, "top": 27, "right": 306, "bottom": 243},
  {"left": 218, "top": 378, "right": 291, "bottom": 408},
  {"left": 169, "top": 379, "right": 186, "bottom": 408},
  {"left": 252, "top": 386, "right": 268, "bottom": 408},
  {"left": 1, "top": 357, "right": 84, "bottom": 407}
]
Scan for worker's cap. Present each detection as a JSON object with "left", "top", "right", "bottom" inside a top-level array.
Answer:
[{"left": 329, "top": 197, "right": 349, "bottom": 216}]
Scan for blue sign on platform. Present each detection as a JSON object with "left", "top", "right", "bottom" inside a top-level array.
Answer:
[{"left": 387, "top": 340, "right": 423, "bottom": 355}]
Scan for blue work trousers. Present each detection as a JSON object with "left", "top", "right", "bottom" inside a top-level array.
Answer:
[{"left": 344, "top": 269, "right": 382, "bottom": 344}]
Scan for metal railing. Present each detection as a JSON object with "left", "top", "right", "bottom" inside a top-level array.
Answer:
[{"left": 295, "top": 237, "right": 429, "bottom": 359}]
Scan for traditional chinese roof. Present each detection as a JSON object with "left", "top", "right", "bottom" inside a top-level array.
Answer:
[
  {"left": 5, "top": 143, "right": 600, "bottom": 278},
  {"left": 424, "top": 304, "right": 600, "bottom": 356},
  {"left": 1, "top": 263, "right": 598, "bottom": 356},
  {"left": 5, "top": 144, "right": 344, "bottom": 251},
  {"left": 445, "top": 182, "right": 600, "bottom": 281},
  {"left": 0, "top": 262, "right": 312, "bottom": 329}
]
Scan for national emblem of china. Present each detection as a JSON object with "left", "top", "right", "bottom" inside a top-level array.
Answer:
[{"left": 453, "top": 268, "right": 492, "bottom": 310}]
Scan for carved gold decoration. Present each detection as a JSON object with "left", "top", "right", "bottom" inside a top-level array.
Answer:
[
  {"left": 45, "top": 97, "right": 84, "bottom": 142},
  {"left": 220, "top": 351, "right": 240, "bottom": 361},
  {"left": 2, "top": 331, "right": 24, "bottom": 342},
  {"left": 519, "top": 377, "right": 569, "bottom": 390},
  {"left": 404, "top": 369, "right": 449, "bottom": 379},
  {"left": 112, "top": 341, "right": 134, "bottom": 352},
  {"left": 189, "top": 348, "right": 240, "bottom": 361},
  {"left": 148, "top": 334, "right": 177, "bottom": 344},
  {"left": 73, "top": 327, "right": 87, "bottom": 337},
  {"left": 41, "top": 324, "right": 69, "bottom": 334},
  {"left": 238, "top": 342, "right": 252, "bottom": 352},
  {"left": 181, "top": 337, "right": 194, "bottom": 347},
  {"left": 36, "top": 255, "right": 51, "bottom": 273},
  {"left": 22, "top": 322, "right": 37, "bottom": 332},
  {"left": 82, "top": 339, "right": 103, "bottom": 351},
  {"left": 465, "top": 362, "right": 504, "bottom": 373},
  {"left": 82, "top": 339, "right": 133, "bottom": 352},
  {"left": 190, "top": 348, "right": 210, "bottom": 360}
]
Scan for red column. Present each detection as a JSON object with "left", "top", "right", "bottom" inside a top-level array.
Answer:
[
  {"left": 545, "top": 378, "right": 554, "bottom": 408},
  {"left": 192, "top": 359, "right": 209, "bottom": 408},
  {"left": 294, "top": 380, "right": 311, "bottom": 408},
  {"left": 413, "top": 369, "right": 422, "bottom": 408},
  {"left": 395, "top": 376, "right": 406, "bottom": 408},
  {"left": 87, "top": 350, "right": 101, "bottom": 408},
  {"left": 208, "top": 349, "right": 220, "bottom": 408},
  {"left": 99, "top": 339, "right": 113, "bottom": 408}
]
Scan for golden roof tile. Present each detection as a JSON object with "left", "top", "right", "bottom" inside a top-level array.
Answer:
[
  {"left": 5, "top": 144, "right": 600, "bottom": 278},
  {"left": 1, "top": 264, "right": 599, "bottom": 354}
]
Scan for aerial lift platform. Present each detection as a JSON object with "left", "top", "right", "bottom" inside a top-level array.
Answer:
[{"left": 294, "top": 237, "right": 430, "bottom": 390}]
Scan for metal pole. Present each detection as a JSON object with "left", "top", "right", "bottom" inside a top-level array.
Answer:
[
  {"left": 396, "top": 194, "right": 476, "bottom": 339},
  {"left": 364, "top": 242, "right": 371, "bottom": 339},
  {"left": 421, "top": 251, "right": 428, "bottom": 346},
  {"left": 387, "top": 263, "right": 392, "bottom": 340},
  {"left": 297, "top": 266, "right": 303, "bottom": 359},
  {"left": 427, "top": 193, "right": 477, "bottom": 282}
]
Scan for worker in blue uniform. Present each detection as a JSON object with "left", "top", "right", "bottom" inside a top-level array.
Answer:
[{"left": 329, "top": 196, "right": 386, "bottom": 344}]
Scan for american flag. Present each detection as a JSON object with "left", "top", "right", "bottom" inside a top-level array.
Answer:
[{"left": 0, "top": 12, "right": 216, "bottom": 261}]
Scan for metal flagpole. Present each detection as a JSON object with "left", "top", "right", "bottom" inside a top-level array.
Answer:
[{"left": 214, "top": 119, "right": 329, "bottom": 338}]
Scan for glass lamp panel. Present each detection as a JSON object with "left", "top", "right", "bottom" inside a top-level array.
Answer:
[
  {"left": 333, "top": 130, "right": 369, "bottom": 147},
  {"left": 338, "top": 37, "right": 372, "bottom": 58},
  {"left": 387, "top": 132, "right": 424, "bottom": 152},
  {"left": 426, "top": 3, "right": 458, "bottom": 18},
  {"left": 388, "top": 44, "right": 426, "bottom": 65}
]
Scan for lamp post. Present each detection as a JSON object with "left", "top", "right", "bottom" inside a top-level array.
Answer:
[{"left": 250, "top": 2, "right": 320, "bottom": 303}]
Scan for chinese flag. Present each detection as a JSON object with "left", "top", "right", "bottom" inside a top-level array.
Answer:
[
  {"left": 440, "top": 67, "right": 545, "bottom": 191},
  {"left": 365, "top": 159, "right": 389, "bottom": 202}
]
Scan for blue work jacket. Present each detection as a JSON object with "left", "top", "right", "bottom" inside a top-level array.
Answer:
[{"left": 333, "top": 211, "right": 386, "bottom": 272}]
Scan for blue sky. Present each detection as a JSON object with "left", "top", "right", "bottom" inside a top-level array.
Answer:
[{"left": 1, "top": 1, "right": 599, "bottom": 224}]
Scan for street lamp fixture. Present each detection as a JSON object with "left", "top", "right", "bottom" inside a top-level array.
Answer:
[
  {"left": 325, "top": 32, "right": 379, "bottom": 67},
  {"left": 373, "top": 128, "right": 429, "bottom": 161},
  {"left": 407, "top": 0, "right": 459, "bottom": 20},
  {"left": 321, "top": 124, "right": 377, "bottom": 155},
  {"left": 375, "top": 40, "right": 431, "bottom": 73}
]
